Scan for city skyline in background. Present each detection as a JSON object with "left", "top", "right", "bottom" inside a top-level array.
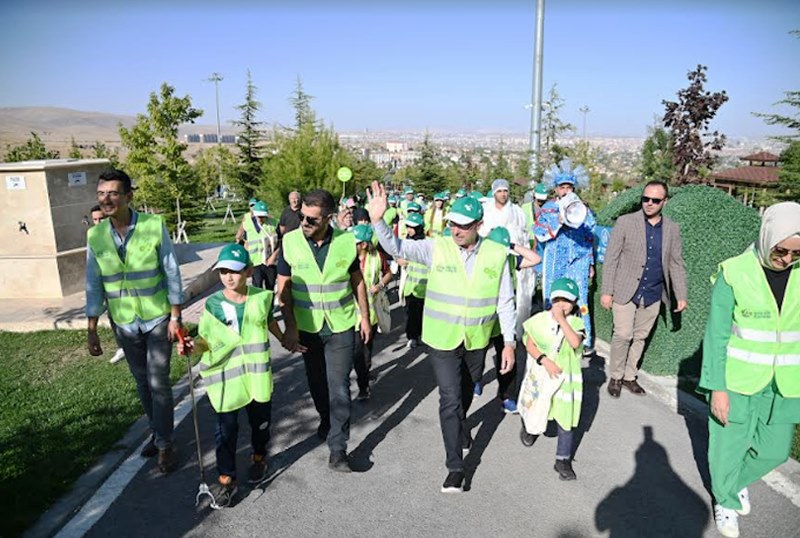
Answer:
[{"left": 1, "top": 0, "right": 798, "bottom": 139}]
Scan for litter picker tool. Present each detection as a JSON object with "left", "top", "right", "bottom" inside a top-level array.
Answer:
[{"left": 176, "top": 328, "right": 222, "bottom": 510}]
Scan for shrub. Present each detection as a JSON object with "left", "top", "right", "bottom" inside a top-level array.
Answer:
[{"left": 593, "top": 185, "right": 761, "bottom": 376}]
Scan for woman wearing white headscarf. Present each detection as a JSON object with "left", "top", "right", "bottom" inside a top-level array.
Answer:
[{"left": 699, "top": 202, "right": 800, "bottom": 538}]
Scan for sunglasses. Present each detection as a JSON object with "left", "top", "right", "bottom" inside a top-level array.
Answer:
[
  {"left": 641, "top": 196, "right": 664, "bottom": 205},
  {"left": 771, "top": 246, "right": 800, "bottom": 261},
  {"left": 300, "top": 213, "right": 325, "bottom": 226}
]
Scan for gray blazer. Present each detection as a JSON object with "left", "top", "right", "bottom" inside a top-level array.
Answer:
[{"left": 600, "top": 209, "right": 687, "bottom": 305}]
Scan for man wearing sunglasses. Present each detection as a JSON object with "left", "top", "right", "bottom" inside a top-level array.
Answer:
[
  {"left": 367, "top": 180, "right": 516, "bottom": 494},
  {"left": 600, "top": 180, "right": 688, "bottom": 398},
  {"left": 278, "top": 189, "right": 371, "bottom": 472}
]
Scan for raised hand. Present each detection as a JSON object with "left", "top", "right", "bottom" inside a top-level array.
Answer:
[{"left": 366, "top": 180, "right": 388, "bottom": 223}]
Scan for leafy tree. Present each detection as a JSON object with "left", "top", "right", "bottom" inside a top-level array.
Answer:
[
  {"left": 3, "top": 132, "right": 60, "bottom": 162},
  {"left": 569, "top": 140, "right": 606, "bottom": 209},
  {"left": 193, "top": 145, "right": 238, "bottom": 200},
  {"left": 640, "top": 123, "right": 677, "bottom": 183},
  {"left": 540, "top": 83, "right": 575, "bottom": 169},
  {"left": 119, "top": 83, "right": 204, "bottom": 233},
  {"left": 778, "top": 142, "right": 800, "bottom": 201},
  {"left": 662, "top": 65, "right": 728, "bottom": 184},
  {"left": 92, "top": 140, "right": 120, "bottom": 167},
  {"left": 68, "top": 137, "right": 82, "bottom": 159},
  {"left": 489, "top": 139, "right": 513, "bottom": 180},
  {"left": 231, "top": 70, "right": 266, "bottom": 199}
]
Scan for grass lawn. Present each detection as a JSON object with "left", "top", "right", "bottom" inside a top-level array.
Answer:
[
  {"left": 190, "top": 201, "right": 249, "bottom": 244},
  {"left": 0, "top": 329, "right": 195, "bottom": 537}
]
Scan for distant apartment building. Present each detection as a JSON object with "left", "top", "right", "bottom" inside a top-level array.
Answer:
[
  {"left": 386, "top": 142, "right": 407, "bottom": 153},
  {"left": 366, "top": 149, "right": 420, "bottom": 168}
]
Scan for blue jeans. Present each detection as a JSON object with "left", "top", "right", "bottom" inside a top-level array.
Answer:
[
  {"left": 214, "top": 401, "right": 272, "bottom": 480},
  {"left": 113, "top": 318, "right": 174, "bottom": 450},
  {"left": 300, "top": 329, "right": 355, "bottom": 454}
]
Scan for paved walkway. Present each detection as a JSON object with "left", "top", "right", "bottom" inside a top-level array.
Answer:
[{"left": 51, "top": 291, "right": 800, "bottom": 538}]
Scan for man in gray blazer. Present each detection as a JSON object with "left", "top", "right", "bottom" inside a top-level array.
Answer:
[{"left": 600, "top": 180, "right": 688, "bottom": 397}]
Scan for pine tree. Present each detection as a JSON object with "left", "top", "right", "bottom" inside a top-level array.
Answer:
[
  {"left": 231, "top": 70, "right": 266, "bottom": 199},
  {"left": 778, "top": 142, "right": 800, "bottom": 201},
  {"left": 540, "top": 83, "right": 575, "bottom": 169},
  {"left": 289, "top": 77, "right": 316, "bottom": 131}
]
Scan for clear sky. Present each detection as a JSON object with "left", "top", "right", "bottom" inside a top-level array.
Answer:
[{"left": 1, "top": 0, "right": 798, "bottom": 138}]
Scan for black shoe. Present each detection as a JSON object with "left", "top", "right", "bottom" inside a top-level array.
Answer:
[
  {"left": 247, "top": 454, "right": 269, "bottom": 484},
  {"left": 441, "top": 471, "right": 465, "bottom": 493},
  {"left": 607, "top": 378, "right": 622, "bottom": 398},
  {"left": 317, "top": 421, "right": 330, "bottom": 440},
  {"left": 356, "top": 387, "right": 370, "bottom": 401},
  {"left": 520, "top": 425, "right": 537, "bottom": 447},
  {"left": 212, "top": 475, "right": 238, "bottom": 508},
  {"left": 328, "top": 451, "right": 352, "bottom": 473},
  {"left": 461, "top": 433, "right": 473, "bottom": 457},
  {"left": 140, "top": 435, "right": 157, "bottom": 458},
  {"left": 554, "top": 459, "right": 577, "bottom": 481}
]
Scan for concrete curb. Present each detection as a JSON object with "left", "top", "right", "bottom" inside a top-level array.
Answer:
[
  {"left": 594, "top": 338, "right": 800, "bottom": 504},
  {"left": 23, "top": 372, "right": 199, "bottom": 538}
]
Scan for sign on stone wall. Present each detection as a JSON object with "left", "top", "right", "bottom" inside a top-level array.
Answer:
[
  {"left": 5, "top": 176, "right": 26, "bottom": 190},
  {"left": 68, "top": 171, "right": 87, "bottom": 187}
]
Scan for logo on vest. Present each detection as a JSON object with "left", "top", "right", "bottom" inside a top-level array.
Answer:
[
  {"left": 483, "top": 267, "right": 498, "bottom": 279},
  {"left": 741, "top": 309, "right": 771, "bottom": 320},
  {"left": 335, "top": 258, "right": 348, "bottom": 269},
  {"left": 435, "top": 264, "right": 458, "bottom": 273},
  {"left": 295, "top": 263, "right": 310, "bottom": 270}
]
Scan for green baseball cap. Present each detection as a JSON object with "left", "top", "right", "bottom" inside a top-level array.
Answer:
[
  {"left": 403, "top": 187, "right": 414, "bottom": 195},
  {"left": 352, "top": 223, "right": 373, "bottom": 243},
  {"left": 406, "top": 201, "right": 421, "bottom": 213},
  {"left": 445, "top": 196, "right": 484, "bottom": 225},
  {"left": 487, "top": 226, "right": 511, "bottom": 248},
  {"left": 550, "top": 277, "right": 579, "bottom": 302},
  {"left": 434, "top": 192, "right": 447, "bottom": 201},
  {"left": 248, "top": 197, "right": 258, "bottom": 207},
  {"left": 469, "top": 190, "right": 483, "bottom": 200},
  {"left": 456, "top": 188, "right": 467, "bottom": 198},
  {"left": 405, "top": 212, "right": 424, "bottom": 228},
  {"left": 388, "top": 195, "right": 398, "bottom": 205},
  {"left": 252, "top": 200, "right": 269, "bottom": 217},
  {"left": 534, "top": 183, "right": 549, "bottom": 200},
  {"left": 213, "top": 243, "right": 251, "bottom": 272}
]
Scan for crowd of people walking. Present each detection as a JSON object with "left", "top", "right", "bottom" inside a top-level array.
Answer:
[{"left": 85, "top": 165, "right": 800, "bottom": 536}]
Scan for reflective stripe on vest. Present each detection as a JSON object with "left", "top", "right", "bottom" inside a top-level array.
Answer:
[
  {"left": 422, "top": 237, "right": 507, "bottom": 351},
  {"left": 198, "top": 287, "right": 274, "bottom": 412},
  {"left": 403, "top": 261, "right": 428, "bottom": 299},
  {"left": 243, "top": 216, "right": 277, "bottom": 266},
  {"left": 282, "top": 227, "right": 357, "bottom": 333},
  {"left": 717, "top": 248, "right": 800, "bottom": 397},
  {"left": 87, "top": 213, "right": 170, "bottom": 324}
]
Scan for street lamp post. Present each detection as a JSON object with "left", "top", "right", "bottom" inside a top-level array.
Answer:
[
  {"left": 528, "top": 0, "right": 546, "bottom": 183},
  {"left": 207, "top": 72, "right": 223, "bottom": 193},
  {"left": 579, "top": 105, "right": 590, "bottom": 140}
]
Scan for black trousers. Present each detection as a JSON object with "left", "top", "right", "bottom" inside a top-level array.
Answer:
[
  {"left": 353, "top": 323, "right": 376, "bottom": 391},
  {"left": 299, "top": 329, "right": 354, "bottom": 453},
  {"left": 214, "top": 400, "right": 272, "bottom": 480},
  {"left": 429, "top": 344, "right": 488, "bottom": 472},
  {"left": 253, "top": 264, "right": 277, "bottom": 291},
  {"left": 405, "top": 295, "right": 424, "bottom": 341},
  {"left": 489, "top": 334, "right": 518, "bottom": 401}
]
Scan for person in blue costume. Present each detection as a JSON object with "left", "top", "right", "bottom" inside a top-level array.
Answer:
[{"left": 533, "top": 159, "right": 596, "bottom": 350}]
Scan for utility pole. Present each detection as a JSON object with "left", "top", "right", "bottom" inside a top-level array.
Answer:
[
  {"left": 208, "top": 72, "right": 223, "bottom": 193},
  {"left": 528, "top": 0, "right": 545, "bottom": 183},
  {"left": 579, "top": 105, "right": 590, "bottom": 140}
]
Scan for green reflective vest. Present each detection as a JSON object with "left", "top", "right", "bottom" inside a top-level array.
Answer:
[
  {"left": 282, "top": 228, "right": 357, "bottom": 333},
  {"left": 403, "top": 260, "right": 429, "bottom": 299},
  {"left": 355, "top": 249, "right": 382, "bottom": 326},
  {"left": 425, "top": 207, "right": 446, "bottom": 237},
  {"left": 715, "top": 248, "right": 800, "bottom": 397},
  {"left": 422, "top": 237, "right": 508, "bottom": 351},
  {"left": 87, "top": 213, "right": 170, "bottom": 324},
  {"left": 198, "top": 287, "right": 273, "bottom": 413},
  {"left": 243, "top": 215, "right": 278, "bottom": 266}
]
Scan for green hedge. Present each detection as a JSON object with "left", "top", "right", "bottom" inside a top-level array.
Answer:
[{"left": 593, "top": 185, "right": 761, "bottom": 376}]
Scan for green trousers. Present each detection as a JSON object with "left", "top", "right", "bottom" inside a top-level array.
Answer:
[{"left": 708, "top": 381, "right": 796, "bottom": 509}]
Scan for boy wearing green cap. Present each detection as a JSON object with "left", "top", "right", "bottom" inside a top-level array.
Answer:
[
  {"left": 241, "top": 201, "right": 280, "bottom": 291},
  {"left": 518, "top": 277, "right": 585, "bottom": 481},
  {"left": 178, "top": 243, "right": 286, "bottom": 506},
  {"left": 396, "top": 212, "right": 428, "bottom": 348}
]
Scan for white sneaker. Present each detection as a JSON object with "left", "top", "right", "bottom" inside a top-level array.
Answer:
[
  {"left": 109, "top": 348, "right": 126, "bottom": 364},
  {"left": 714, "top": 504, "right": 740, "bottom": 538},
  {"left": 406, "top": 339, "right": 418, "bottom": 349},
  {"left": 736, "top": 487, "right": 750, "bottom": 516}
]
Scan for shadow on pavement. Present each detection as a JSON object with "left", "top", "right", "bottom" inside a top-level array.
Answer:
[
  {"left": 463, "top": 398, "right": 507, "bottom": 492},
  {"left": 594, "top": 425, "right": 709, "bottom": 537},
  {"left": 573, "top": 352, "right": 607, "bottom": 459}
]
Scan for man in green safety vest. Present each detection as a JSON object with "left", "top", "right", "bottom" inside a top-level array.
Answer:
[
  {"left": 278, "top": 189, "right": 371, "bottom": 472},
  {"left": 367, "top": 180, "right": 517, "bottom": 494},
  {"left": 85, "top": 169, "right": 184, "bottom": 473}
]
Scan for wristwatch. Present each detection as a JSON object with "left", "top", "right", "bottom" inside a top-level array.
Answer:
[{"left": 536, "top": 354, "right": 546, "bottom": 365}]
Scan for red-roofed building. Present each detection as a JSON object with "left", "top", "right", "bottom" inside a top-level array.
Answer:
[{"left": 710, "top": 151, "right": 781, "bottom": 206}]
